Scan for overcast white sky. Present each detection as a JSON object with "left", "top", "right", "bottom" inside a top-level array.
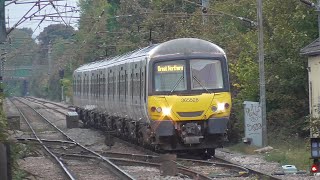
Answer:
[{"left": 5, "top": 0, "right": 80, "bottom": 37}]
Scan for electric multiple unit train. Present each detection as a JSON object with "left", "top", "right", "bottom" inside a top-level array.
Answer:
[{"left": 73, "top": 38, "right": 232, "bottom": 155}]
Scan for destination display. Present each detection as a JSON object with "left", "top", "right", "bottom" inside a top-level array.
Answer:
[{"left": 157, "top": 65, "right": 184, "bottom": 73}]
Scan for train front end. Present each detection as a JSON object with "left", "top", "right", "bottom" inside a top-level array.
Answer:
[{"left": 146, "top": 38, "right": 231, "bottom": 153}]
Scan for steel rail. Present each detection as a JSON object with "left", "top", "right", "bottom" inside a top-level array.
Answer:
[
  {"left": 60, "top": 154, "right": 213, "bottom": 180},
  {"left": 89, "top": 151, "right": 250, "bottom": 177},
  {"left": 10, "top": 99, "right": 76, "bottom": 180},
  {"left": 23, "top": 97, "right": 69, "bottom": 117},
  {"left": 213, "top": 155, "right": 282, "bottom": 180},
  {"left": 16, "top": 138, "right": 76, "bottom": 144},
  {"left": 26, "top": 96, "right": 69, "bottom": 109},
  {"left": 15, "top": 97, "right": 136, "bottom": 180}
]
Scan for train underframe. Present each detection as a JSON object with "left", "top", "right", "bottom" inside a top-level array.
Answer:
[{"left": 76, "top": 108, "right": 228, "bottom": 156}]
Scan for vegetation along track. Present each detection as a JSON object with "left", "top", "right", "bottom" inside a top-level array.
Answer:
[
  {"left": 11, "top": 97, "right": 135, "bottom": 180},
  {"left": 20, "top": 96, "right": 283, "bottom": 179}
]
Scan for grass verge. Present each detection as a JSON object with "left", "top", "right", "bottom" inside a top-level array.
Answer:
[{"left": 226, "top": 136, "right": 310, "bottom": 172}]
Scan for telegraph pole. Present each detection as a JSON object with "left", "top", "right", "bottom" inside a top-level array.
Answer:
[
  {"left": 0, "top": 0, "right": 5, "bottom": 42},
  {"left": 317, "top": 0, "right": 320, "bottom": 39},
  {"left": 257, "top": 0, "right": 267, "bottom": 147},
  {"left": 0, "top": 1, "right": 8, "bottom": 180},
  {"left": 0, "top": 0, "right": 6, "bottom": 93}
]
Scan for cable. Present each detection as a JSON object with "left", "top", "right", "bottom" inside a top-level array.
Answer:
[{"left": 181, "top": 0, "right": 257, "bottom": 26}]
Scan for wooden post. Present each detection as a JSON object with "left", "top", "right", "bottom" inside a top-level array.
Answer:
[{"left": 0, "top": 143, "right": 8, "bottom": 180}]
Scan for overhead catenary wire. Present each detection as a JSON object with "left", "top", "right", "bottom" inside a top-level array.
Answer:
[
  {"left": 5, "top": 0, "right": 79, "bottom": 35},
  {"left": 181, "top": 0, "right": 257, "bottom": 26}
]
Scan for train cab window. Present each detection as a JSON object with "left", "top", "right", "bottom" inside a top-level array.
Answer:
[
  {"left": 154, "top": 60, "right": 187, "bottom": 92},
  {"left": 190, "top": 59, "right": 224, "bottom": 90}
]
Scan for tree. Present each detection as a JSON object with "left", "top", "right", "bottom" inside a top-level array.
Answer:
[{"left": 37, "top": 24, "right": 75, "bottom": 45}]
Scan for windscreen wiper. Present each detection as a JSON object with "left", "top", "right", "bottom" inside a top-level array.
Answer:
[
  {"left": 192, "top": 75, "right": 212, "bottom": 94},
  {"left": 169, "top": 75, "right": 184, "bottom": 94}
]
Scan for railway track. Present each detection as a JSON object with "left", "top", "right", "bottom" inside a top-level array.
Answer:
[
  {"left": 11, "top": 97, "right": 135, "bottom": 180},
  {"left": 19, "top": 97, "right": 283, "bottom": 179},
  {"left": 12, "top": 97, "right": 215, "bottom": 179}
]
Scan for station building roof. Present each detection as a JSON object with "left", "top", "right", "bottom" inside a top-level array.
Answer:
[{"left": 301, "top": 38, "right": 320, "bottom": 56}]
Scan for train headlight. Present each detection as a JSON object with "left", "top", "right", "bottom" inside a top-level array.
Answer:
[
  {"left": 162, "top": 107, "right": 171, "bottom": 116},
  {"left": 217, "top": 103, "right": 225, "bottom": 111},
  {"left": 212, "top": 103, "right": 230, "bottom": 112}
]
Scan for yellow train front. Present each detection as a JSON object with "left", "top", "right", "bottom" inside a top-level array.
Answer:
[
  {"left": 146, "top": 39, "right": 231, "bottom": 154},
  {"left": 73, "top": 38, "right": 231, "bottom": 155}
]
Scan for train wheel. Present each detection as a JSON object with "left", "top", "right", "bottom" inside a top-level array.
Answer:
[
  {"left": 201, "top": 148, "right": 215, "bottom": 159},
  {"left": 207, "top": 148, "right": 215, "bottom": 157},
  {"left": 137, "top": 132, "right": 143, "bottom": 145},
  {"left": 83, "top": 112, "right": 90, "bottom": 128}
]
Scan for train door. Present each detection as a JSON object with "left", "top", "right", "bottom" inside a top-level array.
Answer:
[
  {"left": 132, "top": 61, "right": 141, "bottom": 120},
  {"left": 83, "top": 73, "right": 88, "bottom": 107},
  {"left": 119, "top": 65, "right": 126, "bottom": 117},
  {"left": 107, "top": 68, "right": 114, "bottom": 115},
  {"left": 97, "top": 70, "right": 103, "bottom": 111},
  {"left": 140, "top": 58, "right": 148, "bottom": 121},
  {"left": 126, "top": 61, "right": 135, "bottom": 120},
  {"left": 89, "top": 72, "right": 94, "bottom": 105},
  {"left": 74, "top": 73, "right": 80, "bottom": 106},
  {"left": 101, "top": 70, "right": 107, "bottom": 112},
  {"left": 124, "top": 63, "right": 129, "bottom": 117},
  {"left": 114, "top": 66, "right": 120, "bottom": 116}
]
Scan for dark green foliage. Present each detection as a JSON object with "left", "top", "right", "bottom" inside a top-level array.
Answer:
[
  {"left": 6, "top": 28, "right": 38, "bottom": 67},
  {"left": 37, "top": 24, "right": 75, "bottom": 45},
  {"left": 0, "top": 95, "right": 7, "bottom": 141}
]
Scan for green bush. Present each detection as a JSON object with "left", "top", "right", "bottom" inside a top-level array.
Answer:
[{"left": 0, "top": 98, "right": 7, "bottom": 142}]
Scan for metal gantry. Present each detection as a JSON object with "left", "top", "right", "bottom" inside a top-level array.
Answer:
[{"left": 5, "top": 0, "right": 79, "bottom": 35}]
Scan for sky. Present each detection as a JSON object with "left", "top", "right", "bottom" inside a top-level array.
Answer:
[{"left": 5, "top": 0, "right": 80, "bottom": 38}]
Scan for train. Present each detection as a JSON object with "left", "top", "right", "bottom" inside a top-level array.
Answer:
[{"left": 72, "top": 38, "right": 232, "bottom": 155}]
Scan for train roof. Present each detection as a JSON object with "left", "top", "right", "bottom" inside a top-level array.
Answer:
[{"left": 74, "top": 38, "right": 225, "bottom": 72}]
